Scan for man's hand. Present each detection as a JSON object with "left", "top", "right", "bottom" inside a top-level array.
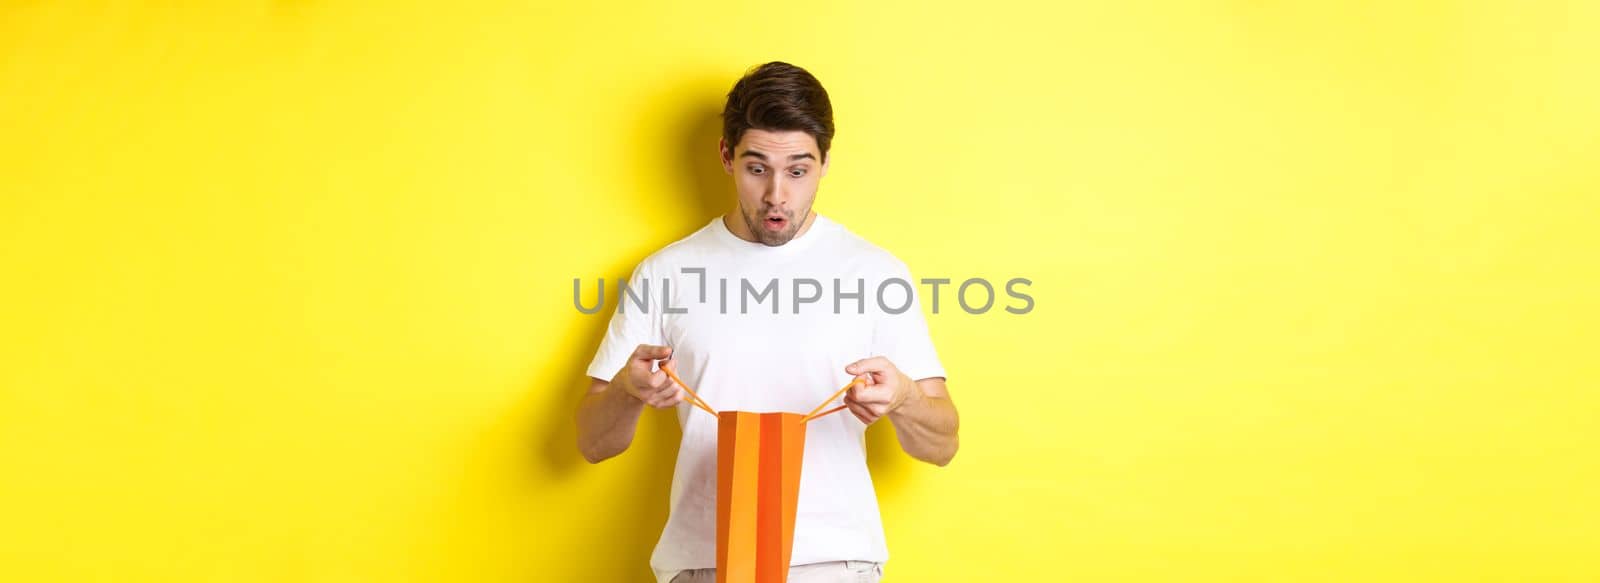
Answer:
[
  {"left": 842, "top": 356, "right": 920, "bottom": 425},
  {"left": 576, "top": 344, "right": 683, "bottom": 463},
  {"left": 617, "top": 344, "right": 684, "bottom": 409},
  {"left": 842, "top": 355, "right": 960, "bottom": 465}
]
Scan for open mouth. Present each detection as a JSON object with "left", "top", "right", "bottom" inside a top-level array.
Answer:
[{"left": 762, "top": 214, "right": 788, "bottom": 231}]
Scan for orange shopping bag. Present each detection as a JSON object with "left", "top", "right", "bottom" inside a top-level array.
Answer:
[{"left": 660, "top": 364, "right": 862, "bottom": 583}]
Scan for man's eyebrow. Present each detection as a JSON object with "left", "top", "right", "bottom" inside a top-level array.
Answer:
[{"left": 738, "top": 150, "right": 816, "bottom": 163}]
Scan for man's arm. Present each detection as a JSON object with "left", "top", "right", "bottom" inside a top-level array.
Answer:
[
  {"left": 575, "top": 344, "right": 683, "bottom": 463},
  {"left": 843, "top": 357, "right": 960, "bottom": 466}
]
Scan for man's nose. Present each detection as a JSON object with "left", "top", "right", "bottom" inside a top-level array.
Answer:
[{"left": 761, "top": 175, "right": 788, "bottom": 206}]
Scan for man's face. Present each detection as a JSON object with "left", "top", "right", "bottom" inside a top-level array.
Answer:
[{"left": 720, "top": 129, "right": 829, "bottom": 246}]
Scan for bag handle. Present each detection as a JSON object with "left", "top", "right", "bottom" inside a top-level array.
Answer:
[
  {"left": 658, "top": 362, "right": 865, "bottom": 424},
  {"left": 659, "top": 362, "right": 717, "bottom": 415},
  {"left": 798, "top": 379, "right": 864, "bottom": 424}
]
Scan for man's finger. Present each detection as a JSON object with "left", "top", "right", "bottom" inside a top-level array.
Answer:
[
  {"left": 633, "top": 344, "right": 673, "bottom": 362},
  {"left": 847, "top": 383, "right": 889, "bottom": 404},
  {"left": 650, "top": 388, "right": 685, "bottom": 409},
  {"left": 846, "top": 400, "right": 875, "bottom": 424},
  {"left": 646, "top": 369, "right": 672, "bottom": 391},
  {"left": 844, "top": 356, "right": 889, "bottom": 376},
  {"left": 646, "top": 388, "right": 676, "bottom": 408}
]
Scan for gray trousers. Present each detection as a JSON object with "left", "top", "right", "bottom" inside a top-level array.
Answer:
[{"left": 668, "top": 561, "right": 883, "bottom": 583}]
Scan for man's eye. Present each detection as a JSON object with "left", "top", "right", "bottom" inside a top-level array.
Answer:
[
  {"left": 747, "top": 166, "right": 765, "bottom": 175},
  {"left": 789, "top": 169, "right": 807, "bottom": 178}
]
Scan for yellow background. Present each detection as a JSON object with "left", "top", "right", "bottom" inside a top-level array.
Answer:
[{"left": 3, "top": 1, "right": 1597, "bottom": 581}]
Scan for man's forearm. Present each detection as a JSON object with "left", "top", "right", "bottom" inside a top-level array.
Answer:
[
  {"left": 886, "top": 378, "right": 960, "bottom": 466},
  {"left": 575, "top": 372, "right": 645, "bottom": 463}
]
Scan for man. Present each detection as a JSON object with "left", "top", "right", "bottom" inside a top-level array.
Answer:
[{"left": 576, "top": 61, "right": 959, "bottom": 583}]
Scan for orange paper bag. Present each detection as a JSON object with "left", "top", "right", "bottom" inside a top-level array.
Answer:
[
  {"left": 658, "top": 364, "right": 860, "bottom": 583},
  {"left": 716, "top": 411, "right": 807, "bottom": 583}
]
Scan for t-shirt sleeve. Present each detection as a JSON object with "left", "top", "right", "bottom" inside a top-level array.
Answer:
[
  {"left": 585, "top": 261, "right": 663, "bottom": 382},
  {"left": 871, "top": 262, "right": 947, "bottom": 381}
]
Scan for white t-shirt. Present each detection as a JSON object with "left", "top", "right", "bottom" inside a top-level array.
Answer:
[{"left": 584, "top": 214, "right": 946, "bottom": 583}]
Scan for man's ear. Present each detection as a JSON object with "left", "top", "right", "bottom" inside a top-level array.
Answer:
[
  {"left": 719, "top": 138, "right": 733, "bottom": 175},
  {"left": 820, "top": 151, "right": 830, "bottom": 178}
]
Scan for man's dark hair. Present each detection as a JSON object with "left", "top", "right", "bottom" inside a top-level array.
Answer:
[{"left": 722, "top": 61, "right": 834, "bottom": 159}]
